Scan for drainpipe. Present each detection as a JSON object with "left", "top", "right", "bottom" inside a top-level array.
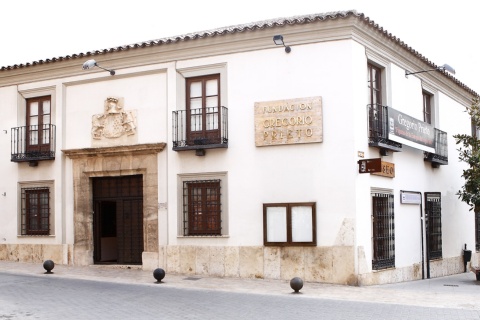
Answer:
[{"left": 419, "top": 193, "right": 426, "bottom": 280}]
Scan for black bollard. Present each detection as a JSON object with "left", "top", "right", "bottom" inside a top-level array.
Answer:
[
  {"left": 463, "top": 244, "right": 472, "bottom": 273},
  {"left": 290, "top": 277, "right": 303, "bottom": 293},
  {"left": 153, "top": 268, "right": 166, "bottom": 283},
  {"left": 43, "top": 260, "right": 55, "bottom": 274}
]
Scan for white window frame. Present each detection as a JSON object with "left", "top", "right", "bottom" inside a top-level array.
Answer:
[
  {"left": 17, "top": 86, "right": 56, "bottom": 127},
  {"left": 366, "top": 50, "right": 391, "bottom": 107},
  {"left": 176, "top": 63, "right": 227, "bottom": 112}
]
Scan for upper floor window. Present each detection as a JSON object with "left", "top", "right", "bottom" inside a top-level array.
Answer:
[
  {"left": 186, "top": 74, "right": 221, "bottom": 145},
  {"left": 26, "top": 96, "right": 51, "bottom": 153},
  {"left": 423, "top": 91, "right": 432, "bottom": 124},
  {"left": 173, "top": 64, "right": 228, "bottom": 152},
  {"left": 367, "top": 63, "right": 382, "bottom": 106},
  {"left": 12, "top": 95, "right": 55, "bottom": 164}
]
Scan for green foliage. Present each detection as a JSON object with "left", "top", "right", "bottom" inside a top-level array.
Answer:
[{"left": 453, "top": 97, "right": 480, "bottom": 211}]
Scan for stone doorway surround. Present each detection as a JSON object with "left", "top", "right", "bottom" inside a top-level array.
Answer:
[{"left": 63, "top": 143, "right": 165, "bottom": 267}]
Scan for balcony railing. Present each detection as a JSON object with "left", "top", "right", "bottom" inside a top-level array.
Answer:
[
  {"left": 424, "top": 128, "right": 448, "bottom": 166},
  {"left": 11, "top": 124, "right": 56, "bottom": 163},
  {"left": 172, "top": 106, "right": 228, "bottom": 151},
  {"left": 367, "top": 104, "right": 402, "bottom": 152}
]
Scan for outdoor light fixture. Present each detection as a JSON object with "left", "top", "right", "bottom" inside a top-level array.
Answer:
[
  {"left": 405, "top": 64, "right": 455, "bottom": 78},
  {"left": 273, "top": 35, "right": 291, "bottom": 53},
  {"left": 82, "top": 59, "right": 115, "bottom": 76}
]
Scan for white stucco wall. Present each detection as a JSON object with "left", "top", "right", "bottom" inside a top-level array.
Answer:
[
  {"left": 64, "top": 72, "right": 168, "bottom": 149},
  {"left": 353, "top": 58, "right": 472, "bottom": 274},
  {"left": 167, "top": 40, "right": 360, "bottom": 247},
  {"left": 0, "top": 26, "right": 475, "bottom": 283}
]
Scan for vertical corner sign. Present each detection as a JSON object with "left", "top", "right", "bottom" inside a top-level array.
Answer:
[{"left": 358, "top": 158, "right": 381, "bottom": 173}]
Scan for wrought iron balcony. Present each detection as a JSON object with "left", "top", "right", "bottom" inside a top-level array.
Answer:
[
  {"left": 424, "top": 128, "right": 448, "bottom": 166},
  {"left": 11, "top": 124, "right": 56, "bottom": 164},
  {"left": 172, "top": 106, "right": 228, "bottom": 151},
  {"left": 367, "top": 104, "right": 402, "bottom": 153}
]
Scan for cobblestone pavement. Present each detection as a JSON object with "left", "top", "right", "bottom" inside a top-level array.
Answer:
[{"left": 0, "top": 261, "right": 479, "bottom": 319}]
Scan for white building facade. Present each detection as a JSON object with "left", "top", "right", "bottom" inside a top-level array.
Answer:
[{"left": 0, "top": 11, "right": 478, "bottom": 285}]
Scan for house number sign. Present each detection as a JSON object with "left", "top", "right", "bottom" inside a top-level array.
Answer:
[{"left": 372, "top": 161, "right": 395, "bottom": 178}]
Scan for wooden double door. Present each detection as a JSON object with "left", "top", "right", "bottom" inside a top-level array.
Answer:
[{"left": 92, "top": 175, "right": 143, "bottom": 265}]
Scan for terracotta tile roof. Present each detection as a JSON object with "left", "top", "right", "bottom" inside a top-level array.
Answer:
[{"left": 1, "top": 10, "right": 476, "bottom": 96}]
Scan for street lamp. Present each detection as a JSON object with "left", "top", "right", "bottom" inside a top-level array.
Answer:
[
  {"left": 405, "top": 64, "right": 455, "bottom": 78},
  {"left": 82, "top": 59, "right": 115, "bottom": 76}
]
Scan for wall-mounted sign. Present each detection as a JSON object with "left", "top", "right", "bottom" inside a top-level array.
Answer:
[
  {"left": 358, "top": 159, "right": 395, "bottom": 178},
  {"left": 400, "top": 191, "right": 421, "bottom": 204},
  {"left": 358, "top": 158, "right": 381, "bottom": 173},
  {"left": 254, "top": 96, "right": 323, "bottom": 147},
  {"left": 387, "top": 107, "right": 435, "bottom": 153},
  {"left": 372, "top": 161, "right": 395, "bottom": 178}
]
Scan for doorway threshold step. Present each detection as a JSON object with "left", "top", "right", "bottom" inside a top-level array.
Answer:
[{"left": 90, "top": 264, "right": 142, "bottom": 270}]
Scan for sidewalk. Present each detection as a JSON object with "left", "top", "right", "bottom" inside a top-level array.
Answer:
[{"left": 1, "top": 260, "right": 479, "bottom": 310}]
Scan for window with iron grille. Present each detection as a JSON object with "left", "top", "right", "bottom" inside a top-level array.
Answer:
[
  {"left": 425, "top": 192, "right": 442, "bottom": 259},
  {"left": 21, "top": 187, "right": 50, "bottom": 235},
  {"left": 182, "top": 179, "right": 221, "bottom": 236},
  {"left": 372, "top": 193, "right": 395, "bottom": 270},
  {"left": 263, "top": 202, "right": 316, "bottom": 246}
]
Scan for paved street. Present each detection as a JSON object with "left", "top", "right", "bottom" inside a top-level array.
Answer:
[{"left": 0, "top": 261, "right": 479, "bottom": 319}]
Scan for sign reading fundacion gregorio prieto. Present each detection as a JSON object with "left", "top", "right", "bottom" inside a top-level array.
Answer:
[{"left": 254, "top": 96, "right": 323, "bottom": 147}]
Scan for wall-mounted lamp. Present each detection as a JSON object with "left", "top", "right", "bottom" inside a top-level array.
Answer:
[
  {"left": 405, "top": 64, "right": 455, "bottom": 78},
  {"left": 82, "top": 59, "right": 115, "bottom": 76},
  {"left": 273, "top": 35, "right": 291, "bottom": 53},
  {"left": 2, "top": 192, "right": 6, "bottom": 196}
]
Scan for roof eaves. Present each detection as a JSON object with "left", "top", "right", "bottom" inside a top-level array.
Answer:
[
  {"left": 1, "top": 10, "right": 476, "bottom": 97},
  {"left": 0, "top": 10, "right": 359, "bottom": 71}
]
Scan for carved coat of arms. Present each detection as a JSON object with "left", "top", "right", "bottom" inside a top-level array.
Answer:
[{"left": 92, "top": 97, "right": 136, "bottom": 139}]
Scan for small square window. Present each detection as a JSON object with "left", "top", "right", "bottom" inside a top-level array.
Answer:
[{"left": 263, "top": 202, "right": 316, "bottom": 246}]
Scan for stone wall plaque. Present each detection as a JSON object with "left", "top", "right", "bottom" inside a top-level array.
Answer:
[
  {"left": 92, "top": 97, "right": 137, "bottom": 140},
  {"left": 255, "top": 96, "right": 323, "bottom": 147}
]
